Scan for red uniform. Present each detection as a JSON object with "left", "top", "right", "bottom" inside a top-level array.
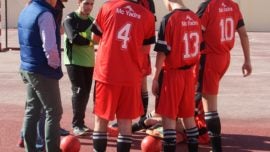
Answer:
[
  {"left": 196, "top": 0, "right": 245, "bottom": 94},
  {"left": 91, "top": 0, "right": 156, "bottom": 120},
  {"left": 154, "top": 9, "right": 202, "bottom": 119}
]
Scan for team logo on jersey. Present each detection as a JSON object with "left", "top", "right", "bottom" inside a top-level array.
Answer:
[
  {"left": 186, "top": 15, "right": 193, "bottom": 21},
  {"left": 221, "top": 2, "right": 227, "bottom": 8},
  {"left": 116, "top": 5, "right": 141, "bottom": 19},
  {"left": 219, "top": 2, "right": 233, "bottom": 13},
  {"left": 124, "top": 5, "right": 134, "bottom": 12},
  {"left": 182, "top": 15, "right": 198, "bottom": 26}
]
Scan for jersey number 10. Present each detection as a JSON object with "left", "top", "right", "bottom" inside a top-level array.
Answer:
[{"left": 220, "top": 17, "right": 234, "bottom": 42}]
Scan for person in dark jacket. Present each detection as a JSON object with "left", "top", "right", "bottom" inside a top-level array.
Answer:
[
  {"left": 17, "top": 0, "right": 69, "bottom": 150},
  {"left": 18, "top": 0, "right": 63, "bottom": 151}
]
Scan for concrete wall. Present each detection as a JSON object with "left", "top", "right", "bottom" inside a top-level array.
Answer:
[
  {"left": 238, "top": 0, "right": 270, "bottom": 32},
  {"left": 1, "top": 0, "right": 270, "bottom": 32}
]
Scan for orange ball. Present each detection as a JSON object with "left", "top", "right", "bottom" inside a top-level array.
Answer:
[
  {"left": 60, "top": 135, "right": 81, "bottom": 152},
  {"left": 107, "top": 126, "right": 119, "bottom": 137},
  {"left": 141, "top": 135, "right": 162, "bottom": 152}
]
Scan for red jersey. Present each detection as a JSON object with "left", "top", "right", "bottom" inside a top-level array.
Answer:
[
  {"left": 197, "top": 0, "right": 244, "bottom": 54},
  {"left": 154, "top": 9, "right": 202, "bottom": 69},
  {"left": 139, "top": 0, "right": 155, "bottom": 14},
  {"left": 91, "top": 0, "right": 156, "bottom": 86}
]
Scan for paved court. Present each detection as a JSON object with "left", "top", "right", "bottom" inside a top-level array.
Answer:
[{"left": 0, "top": 31, "right": 270, "bottom": 151}]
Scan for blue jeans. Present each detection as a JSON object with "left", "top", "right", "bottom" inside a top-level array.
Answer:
[{"left": 20, "top": 70, "right": 63, "bottom": 152}]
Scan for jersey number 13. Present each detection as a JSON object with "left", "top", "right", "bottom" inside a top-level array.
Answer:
[{"left": 183, "top": 32, "right": 200, "bottom": 59}]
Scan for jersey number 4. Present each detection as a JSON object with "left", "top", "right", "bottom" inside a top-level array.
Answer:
[{"left": 117, "top": 23, "right": 132, "bottom": 50}]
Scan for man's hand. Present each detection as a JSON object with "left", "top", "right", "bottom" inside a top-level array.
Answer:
[
  {"left": 152, "top": 79, "right": 159, "bottom": 97},
  {"left": 242, "top": 61, "right": 252, "bottom": 77},
  {"left": 47, "top": 50, "right": 60, "bottom": 69}
]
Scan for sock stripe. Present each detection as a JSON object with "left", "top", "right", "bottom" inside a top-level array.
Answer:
[
  {"left": 146, "top": 113, "right": 152, "bottom": 119},
  {"left": 163, "top": 129, "right": 176, "bottom": 144},
  {"left": 186, "top": 127, "right": 199, "bottom": 137},
  {"left": 164, "top": 135, "right": 176, "bottom": 139},
  {"left": 186, "top": 127, "right": 199, "bottom": 144},
  {"left": 164, "top": 129, "right": 176, "bottom": 135},
  {"left": 163, "top": 129, "right": 176, "bottom": 141},
  {"left": 205, "top": 111, "right": 218, "bottom": 115},
  {"left": 93, "top": 132, "right": 107, "bottom": 136},
  {"left": 117, "top": 135, "right": 133, "bottom": 143},
  {"left": 205, "top": 111, "right": 219, "bottom": 120},
  {"left": 92, "top": 132, "right": 107, "bottom": 140}
]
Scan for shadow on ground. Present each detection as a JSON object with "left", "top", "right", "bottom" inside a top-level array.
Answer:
[{"left": 73, "top": 132, "right": 270, "bottom": 152}]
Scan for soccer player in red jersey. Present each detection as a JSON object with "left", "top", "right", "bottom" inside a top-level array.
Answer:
[
  {"left": 152, "top": 0, "right": 202, "bottom": 151},
  {"left": 91, "top": 0, "right": 156, "bottom": 151},
  {"left": 109, "top": 0, "right": 157, "bottom": 132},
  {"left": 196, "top": 0, "right": 252, "bottom": 151}
]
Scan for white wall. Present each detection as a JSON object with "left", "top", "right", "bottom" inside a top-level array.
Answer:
[
  {"left": 238, "top": 0, "right": 270, "bottom": 32},
  {"left": 1, "top": 0, "right": 270, "bottom": 32}
]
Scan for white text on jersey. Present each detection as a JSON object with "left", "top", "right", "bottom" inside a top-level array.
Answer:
[{"left": 116, "top": 6, "right": 141, "bottom": 19}]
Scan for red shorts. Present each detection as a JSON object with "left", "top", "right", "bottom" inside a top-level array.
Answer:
[
  {"left": 201, "top": 53, "right": 230, "bottom": 95},
  {"left": 156, "top": 68, "right": 196, "bottom": 119},
  {"left": 93, "top": 81, "right": 144, "bottom": 121}
]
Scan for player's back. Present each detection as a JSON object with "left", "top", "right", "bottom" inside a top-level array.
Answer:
[
  {"left": 198, "top": 0, "right": 243, "bottom": 54},
  {"left": 162, "top": 10, "right": 202, "bottom": 69},
  {"left": 93, "top": 0, "right": 155, "bottom": 86}
]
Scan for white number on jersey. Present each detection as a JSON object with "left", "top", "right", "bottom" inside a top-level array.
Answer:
[
  {"left": 117, "top": 23, "right": 132, "bottom": 49},
  {"left": 183, "top": 32, "right": 200, "bottom": 59},
  {"left": 220, "top": 17, "right": 234, "bottom": 42}
]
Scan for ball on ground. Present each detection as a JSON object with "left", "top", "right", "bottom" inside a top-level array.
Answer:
[
  {"left": 141, "top": 135, "right": 162, "bottom": 152},
  {"left": 60, "top": 135, "right": 80, "bottom": 152}
]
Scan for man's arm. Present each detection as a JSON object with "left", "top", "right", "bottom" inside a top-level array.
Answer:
[
  {"left": 152, "top": 52, "right": 166, "bottom": 97},
  {"left": 38, "top": 12, "right": 60, "bottom": 69},
  {"left": 142, "top": 45, "right": 151, "bottom": 54},
  {"left": 237, "top": 26, "right": 252, "bottom": 77},
  {"left": 63, "top": 14, "right": 91, "bottom": 45}
]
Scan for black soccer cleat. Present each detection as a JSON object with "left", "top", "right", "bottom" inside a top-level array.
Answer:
[{"left": 132, "top": 117, "right": 148, "bottom": 133}]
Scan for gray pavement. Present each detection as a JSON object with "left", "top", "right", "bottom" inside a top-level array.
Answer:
[
  {"left": 1, "top": 31, "right": 270, "bottom": 122},
  {"left": 0, "top": 31, "right": 270, "bottom": 151}
]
